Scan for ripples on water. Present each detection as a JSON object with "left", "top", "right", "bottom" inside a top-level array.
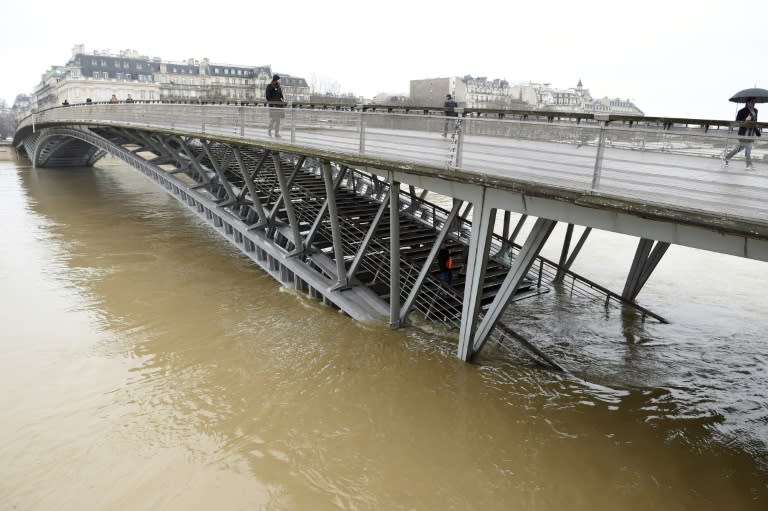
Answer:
[{"left": 0, "top": 158, "right": 766, "bottom": 509}]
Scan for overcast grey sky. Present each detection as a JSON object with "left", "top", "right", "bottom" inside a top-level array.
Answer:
[{"left": 1, "top": 0, "right": 766, "bottom": 120}]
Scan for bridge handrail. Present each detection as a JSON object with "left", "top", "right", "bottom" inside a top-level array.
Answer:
[
  {"left": 17, "top": 100, "right": 768, "bottom": 133},
  {"left": 15, "top": 102, "right": 768, "bottom": 234},
  {"left": 17, "top": 103, "right": 766, "bottom": 153}
]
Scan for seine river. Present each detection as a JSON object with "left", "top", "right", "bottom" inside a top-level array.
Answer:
[{"left": 1, "top": 148, "right": 766, "bottom": 509}]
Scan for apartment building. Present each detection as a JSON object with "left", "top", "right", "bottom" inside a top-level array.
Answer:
[{"left": 25, "top": 45, "right": 310, "bottom": 113}]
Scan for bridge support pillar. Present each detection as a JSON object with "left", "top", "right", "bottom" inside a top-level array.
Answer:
[
  {"left": 457, "top": 191, "right": 496, "bottom": 361},
  {"left": 272, "top": 152, "right": 303, "bottom": 252},
  {"left": 232, "top": 146, "right": 269, "bottom": 227},
  {"left": 321, "top": 160, "right": 348, "bottom": 289},
  {"left": 554, "top": 225, "right": 592, "bottom": 283},
  {"left": 622, "top": 238, "right": 670, "bottom": 301},
  {"left": 469, "top": 217, "right": 557, "bottom": 359},
  {"left": 389, "top": 177, "right": 401, "bottom": 327}
]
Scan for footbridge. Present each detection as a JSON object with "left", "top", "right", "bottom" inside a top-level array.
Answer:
[{"left": 12, "top": 103, "right": 768, "bottom": 366}]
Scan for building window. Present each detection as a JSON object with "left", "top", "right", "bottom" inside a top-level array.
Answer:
[
  {"left": 101, "top": 60, "right": 107, "bottom": 66},
  {"left": 92, "top": 59, "right": 98, "bottom": 65},
  {"left": 137, "top": 63, "right": 143, "bottom": 70},
  {"left": 124, "top": 62, "right": 130, "bottom": 69}
]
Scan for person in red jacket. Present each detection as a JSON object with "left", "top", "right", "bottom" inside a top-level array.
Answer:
[{"left": 437, "top": 241, "right": 453, "bottom": 287}]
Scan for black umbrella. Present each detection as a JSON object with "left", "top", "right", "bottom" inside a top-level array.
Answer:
[{"left": 729, "top": 87, "right": 768, "bottom": 103}]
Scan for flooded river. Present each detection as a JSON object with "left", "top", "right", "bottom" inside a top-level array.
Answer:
[{"left": 1, "top": 150, "right": 766, "bottom": 509}]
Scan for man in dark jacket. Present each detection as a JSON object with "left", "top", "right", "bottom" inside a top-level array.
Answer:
[
  {"left": 442, "top": 94, "right": 459, "bottom": 137},
  {"left": 724, "top": 97, "right": 760, "bottom": 169},
  {"left": 266, "top": 74, "right": 285, "bottom": 138}
]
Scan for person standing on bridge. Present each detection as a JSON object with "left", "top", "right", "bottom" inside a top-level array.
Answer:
[
  {"left": 723, "top": 97, "right": 760, "bottom": 170},
  {"left": 442, "top": 94, "right": 459, "bottom": 138},
  {"left": 266, "top": 74, "right": 285, "bottom": 138}
]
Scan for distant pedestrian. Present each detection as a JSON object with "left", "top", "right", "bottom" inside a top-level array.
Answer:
[
  {"left": 109, "top": 94, "right": 118, "bottom": 103},
  {"left": 437, "top": 241, "right": 453, "bottom": 288},
  {"left": 85, "top": 98, "right": 92, "bottom": 105},
  {"left": 125, "top": 94, "right": 134, "bottom": 103},
  {"left": 442, "top": 94, "right": 458, "bottom": 138},
  {"left": 266, "top": 74, "right": 285, "bottom": 138},
  {"left": 723, "top": 97, "right": 761, "bottom": 170},
  {"left": 61, "top": 99, "right": 70, "bottom": 107}
]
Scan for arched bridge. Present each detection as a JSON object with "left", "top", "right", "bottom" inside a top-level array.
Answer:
[{"left": 12, "top": 103, "right": 768, "bottom": 366}]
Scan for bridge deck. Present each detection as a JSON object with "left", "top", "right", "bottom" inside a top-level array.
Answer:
[
  {"left": 282, "top": 126, "right": 768, "bottom": 226},
  {"left": 18, "top": 105, "right": 768, "bottom": 240}
]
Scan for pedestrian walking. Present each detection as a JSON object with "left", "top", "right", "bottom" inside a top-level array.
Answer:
[
  {"left": 442, "top": 94, "right": 458, "bottom": 138},
  {"left": 266, "top": 74, "right": 285, "bottom": 138},
  {"left": 723, "top": 97, "right": 761, "bottom": 170}
]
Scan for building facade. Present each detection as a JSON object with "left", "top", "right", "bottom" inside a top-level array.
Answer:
[
  {"left": 410, "top": 76, "right": 643, "bottom": 116},
  {"left": 24, "top": 45, "right": 310, "bottom": 114},
  {"left": 516, "top": 79, "right": 644, "bottom": 116}
]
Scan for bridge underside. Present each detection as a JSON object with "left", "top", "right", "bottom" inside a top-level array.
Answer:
[
  {"left": 27, "top": 131, "right": 107, "bottom": 167},
  {"left": 16, "top": 125, "right": 668, "bottom": 367}
]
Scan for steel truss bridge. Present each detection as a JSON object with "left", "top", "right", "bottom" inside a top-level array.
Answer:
[{"left": 12, "top": 103, "right": 768, "bottom": 368}]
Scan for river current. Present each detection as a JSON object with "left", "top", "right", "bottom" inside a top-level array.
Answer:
[{"left": 1, "top": 150, "right": 766, "bottom": 509}]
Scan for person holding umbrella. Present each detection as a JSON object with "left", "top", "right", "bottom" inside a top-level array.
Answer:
[{"left": 723, "top": 89, "right": 764, "bottom": 169}]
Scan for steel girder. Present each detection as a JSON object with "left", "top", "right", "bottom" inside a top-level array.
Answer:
[{"left": 16, "top": 124, "right": 661, "bottom": 368}]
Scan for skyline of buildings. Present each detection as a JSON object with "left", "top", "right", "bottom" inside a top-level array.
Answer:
[
  {"left": 12, "top": 45, "right": 643, "bottom": 118},
  {"left": 409, "top": 77, "right": 643, "bottom": 115}
]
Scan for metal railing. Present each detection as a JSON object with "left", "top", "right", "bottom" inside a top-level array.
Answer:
[{"left": 17, "top": 103, "right": 768, "bottom": 225}]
